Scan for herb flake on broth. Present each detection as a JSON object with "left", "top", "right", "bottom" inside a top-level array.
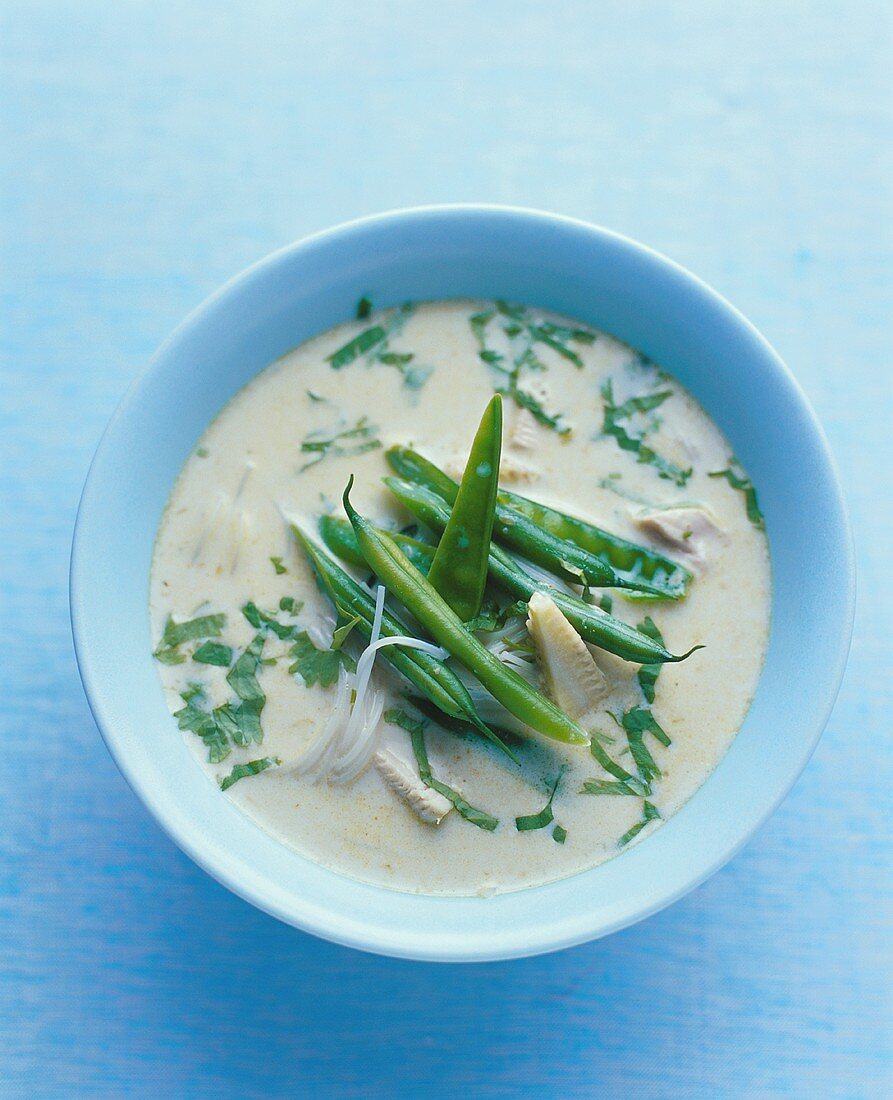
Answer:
[
  {"left": 600, "top": 379, "right": 693, "bottom": 486},
  {"left": 299, "top": 416, "right": 381, "bottom": 471},
  {"left": 709, "top": 459, "right": 766, "bottom": 529}
]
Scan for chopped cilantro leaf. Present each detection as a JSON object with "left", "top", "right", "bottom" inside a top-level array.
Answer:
[
  {"left": 270, "top": 556, "right": 287, "bottom": 575},
  {"left": 174, "top": 692, "right": 230, "bottom": 763},
  {"left": 241, "top": 601, "right": 300, "bottom": 640},
  {"left": 192, "top": 641, "right": 233, "bottom": 667},
  {"left": 153, "top": 612, "right": 225, "bottom": 665},
  {"left": 552, "top": 824, "right": 568, "bottom": 844},
  {"left": 220, "top": 756, "right": 281, "bottom": 791},
  {"left": 288, "top": 631, "right": 356, "bottom": 687}
]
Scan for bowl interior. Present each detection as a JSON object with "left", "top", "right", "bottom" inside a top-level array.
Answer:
[{"left": 71, "top": 207, "right": 854, "bottom": 961}]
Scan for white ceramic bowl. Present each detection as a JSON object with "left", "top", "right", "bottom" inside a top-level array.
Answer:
[{"left": 71, "top": 206, "right": 854, "bottom": 961}]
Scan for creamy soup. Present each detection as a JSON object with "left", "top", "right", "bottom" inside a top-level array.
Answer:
[{"left": 150, "top": 299, "right": 771, "bottom": 896}]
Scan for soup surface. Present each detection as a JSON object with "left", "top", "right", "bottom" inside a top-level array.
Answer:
[{"left": 150, "top": 299, "right": 771, "bottom": 896}]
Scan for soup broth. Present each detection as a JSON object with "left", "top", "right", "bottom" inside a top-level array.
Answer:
[{"left": 150, "top": 299, "right": 771, "bottom": 896}]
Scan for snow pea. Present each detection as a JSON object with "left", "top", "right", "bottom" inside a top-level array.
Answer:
[{"left": 342, "top": 479, "right": 590, "bottom": 747}]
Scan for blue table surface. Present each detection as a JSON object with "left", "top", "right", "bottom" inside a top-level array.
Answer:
[{"left": 3, "top": 2, "right": 891, "bottom": 1096}]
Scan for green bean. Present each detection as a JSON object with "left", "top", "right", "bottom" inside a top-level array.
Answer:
[
  {"left": 497, "top": 489, "right": 691, "bottom": 599},
  {"left": 291, "top": 524, "right": 518, "bottom": 762},
  {"left": 342, "top": 479, "right": 590, "bottom": 746},
  {"left": 318, "top": 514, "right": 434, "bottom": 573},
  {"left": 385, "top": 446, "right": 667, "bottom": 596},
  {"left": 427, "top": 394, "right": 502, "bottom": 620},
  {"left": 385, "top": 478, "right": 698, "bottom": 665}
]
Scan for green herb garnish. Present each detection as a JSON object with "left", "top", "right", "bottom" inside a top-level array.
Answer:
[
  {"left": 241, "top": 601, "right": 301, "bottom": 639},
  {"left": 470, "top": 305, "right": 575, "bottom": 435},
  {"left": 288, "top": 631, "right": 357, "bottom": 687},
  {"left": 386, "top": 708, "right": 499, "bottom": 831},
  {"left": 300, "top": 417, "right": 382, "bottom": 471},
  {"left": 613, "top": 706, "right": 671, "bottom": 785},
  {"left": 331, "top": 612, "right": 362, "bottom": 650},
  {"left": 173, "top": 686, "right": 231, "bottom": 763},
  {"left": 709, "top": 459, "right": 765, "bottom": 529},
  {"left": 552, "top": 824, "right": 568, "bottom": 844},
  {"left": 618, "top": 800, "right": 661, "bottom": 847},
  {"left": 515, "top": 771, "right": 563, "bottom": 832},
  {"left": 220, "top": 756, "right": 281, "bottom": 791},
  {"left": 225, "top": 634, "right": 267, "bottom": 744},
  {"left": 195, "top": 446, "right": 208, "bottom": 458},
  {"left": 270, "top": 556, "right": 287, "bottom": 575},
  {"left": 356, "top": 296, "right": 373, "bottom": 320},
  {"left": 580, "top": 778, "right": 645, "bottom": 796},
  {"left": 636, "top": 616, "right": 664, "bottom": 704},
  {"left": 192, "top": 641, "right": 233, "bottom": 667},
  {"left": 153, "top": 612, "right": 226, "bottom": 665},
  {"left": 601, "top": 380, "right": 692, "bottom": 486}
]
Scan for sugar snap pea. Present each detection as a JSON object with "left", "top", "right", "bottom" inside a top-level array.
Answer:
[
  {"left": 385, "top": 446, "right": 668, "bottom": 596},
  {"left": 342, "top": 479, "right": 590, "bottom": 747},
  {"left": 385, "top": 478, "right": 699, "bottom": 665},
  {"left": 318, "top": 514, "right": 434, "bottom": 573},
  {"left": 291, "top": 524, "right": 517, "bottom": 761},
  {"left": 427, "top": 394, "right": 502, "bottom": 620}
]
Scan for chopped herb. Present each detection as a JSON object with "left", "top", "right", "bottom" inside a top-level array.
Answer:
[
  {"left": 589, "top": 731, "right": 646, "bottom": 790},
  {"left": 241, "top": 601, "right": 301, "bottom": 640},
  {"left": 288, "top": 631, "right": 357, "bottom": 687},
  {"left": 331, "top": 612, "right": 362, "bottom": 650},
  {"left": 464, "top": 599, "right": 528, "bottom": 633},
  {"left": 516, "top": 771, "right": 563, "bottom": 832},
  {"left": 195, "top": 446, "right": 208, "bottom": 458},
  {"left": 226, "top": 634, "right": 267, "bottom": 744},
  {"left": 709, "top": 460, "right": 765, "bottom": 529},
  {"left": 306, "top": 389, "right": 326, "bottom": 402},
  {"left": 153, "top": 612, "right": 226, "bottom": 665},
  {"left": 601, "top": 380, "right": 692, "bottom": 486},
  {"left": 327, "top": 325, "right": 388, "bottom": 369},
  {"left": 386, "top": 708, "right": 499, "bottom": 831},
  {"left": 618, "top": 800, "right": 662, "bottom": 847},
  {"left": 356, "top": 295, "right": 373, "bottom": 320},
  {"left": 580, "top": 778, "right": 645, "bottom": 796},
  {"left": 270, "top": 556, "right": 287, "bottom": 575},
  {"left": 470, "top": 305, "right": 575, "bottom": 434},
  {"left": 220, "top": 756, "right": 281, "bottom": 791},
  {"left": 300, "top": 416, "right": 382, "bottom": 471},
  {"left": 174, "top": 689, "right": 230, "bottom": 763},
  {"left": 613, "top": 706, "right": 671, "bottom": 785},
  {"left": 552, "top": 824, "right": 568, "bottom": 844},
  {"left": 636, "top": 617, "right": 665, "bottom": 704},
  {"left": 279, "top": 595, "right": 299, "bottom": 613},
  {"left": 192, "top": 641, "right": 233, "bottom": 667},
  {"left": 500, "top": 378, "right": 572, "bottom": 435}
]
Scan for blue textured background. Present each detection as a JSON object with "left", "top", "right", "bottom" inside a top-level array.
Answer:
[{"left": 3, "top": 3, "right": 891, "bottom": 1096}]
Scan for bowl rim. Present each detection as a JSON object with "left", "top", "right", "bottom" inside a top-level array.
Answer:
[{"left": 71, "top": 203, "right": 855, "bottom": 962}]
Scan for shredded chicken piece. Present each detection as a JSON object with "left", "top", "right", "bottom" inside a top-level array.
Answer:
[
  {"left": 373, "top": 749, "right": 452, "bottom": 825},
  {"left": 526, "top": 592, "right": 609, "bottom": 728},
  {"left": 509, "top": 407, "right": 539, "bottom": 451},
  {"left": 634, "top": 506, "right": 722, "bottom": 569}
]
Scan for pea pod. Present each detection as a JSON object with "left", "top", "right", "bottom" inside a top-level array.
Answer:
[
  {"left": 342, "top": 479, "right": 590, "bottom": 747},
  {"left": 291, "top": 524, "right": 517, "bottom": 762},
  {"left": 318, "top": 514, "right": 434, "bottom": 573},
  {"left": 497, "top": 489, "right": 691, "bottom": 599},
  {"left": 384, "top": 477, "right": 699, "bottom": 665},
  {"left": 385, "top": 446, "right": 668, "bottom": 596},
  {"left": 427, "top": 394, "right": 502, "bottom": 620}
]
